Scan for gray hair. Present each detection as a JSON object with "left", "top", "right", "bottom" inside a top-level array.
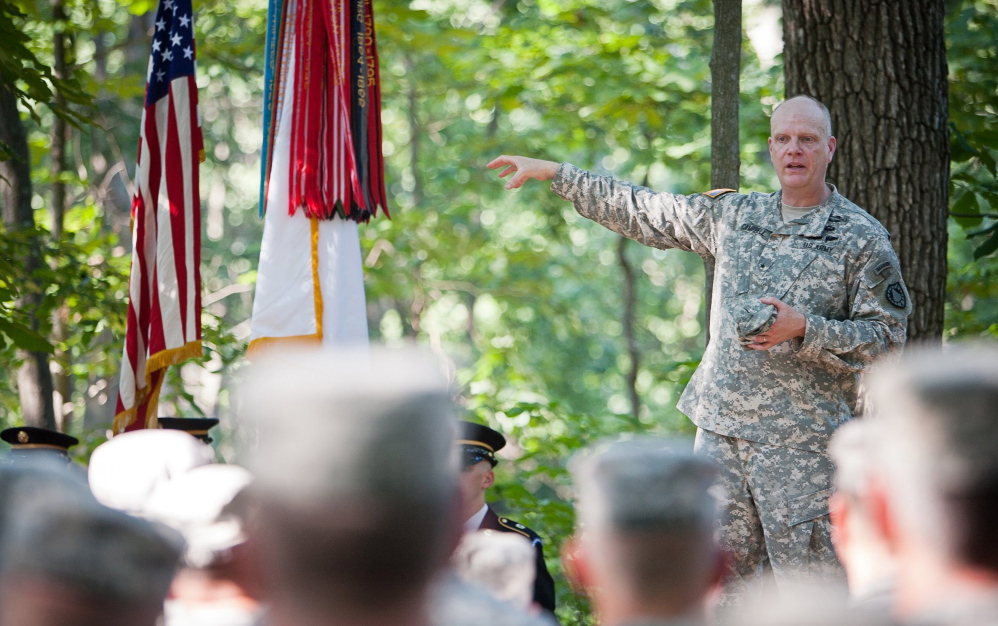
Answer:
[
  {"left": 238, "top": 346, "right": 458, "bottom": 611},
  {"left": 0, "top": 490, "right": 182, "bottom": 605},
  {"left": 571, "top": 438, "right": 718, "bottom": 533},
  {"left": 570, "top": 438, "right": 721, "bottom": 606},
  {"left": 866, "top": 344, "right": 998, "bottom": 568},
  {"left": 453, "top": 532, "right": 536, "bottom": 610}
]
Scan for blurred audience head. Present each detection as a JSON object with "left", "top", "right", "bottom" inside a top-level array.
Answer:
[
  {"left": 239, "top": 346, "right": 459, "bottom": 625},
  {"left": 453, "top": 531, "right": 536, "bottom": 611},
  {"left": 866, "top": 344, "right": 998, "bottom": 616},
  {"left": 0, "top": 456, "right": 92, "bottom": 548},
  {"left": 828, "top": 419, "right": 896, "bottom": 604},
  {"left": 88, "top": 429, "right": 214, "bottom": 515},
  {"left": 144, "top": 463, "right": 263, "bottom": 624},
  {"left": 0, "top": 461, "right": 181, "bottom": 626},
  {"left": 566, "top": 438, "right": 722, "bottom": 626}
]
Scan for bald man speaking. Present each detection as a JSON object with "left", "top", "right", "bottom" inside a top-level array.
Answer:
[{"left": 488, "top": 96, "right": 911, "bottom": 602}]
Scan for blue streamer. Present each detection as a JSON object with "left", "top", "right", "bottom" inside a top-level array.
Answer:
[{"left": 258, "top": 0, "right": 285, "bottom": 217}]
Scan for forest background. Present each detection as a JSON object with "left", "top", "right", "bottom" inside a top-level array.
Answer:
[{"left": 1, "top": 0, "right": 996, "bottom": 622}]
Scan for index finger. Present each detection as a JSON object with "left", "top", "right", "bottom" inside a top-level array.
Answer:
[{"left": 486, "top": 156, "right": 513, "bottom": 169}]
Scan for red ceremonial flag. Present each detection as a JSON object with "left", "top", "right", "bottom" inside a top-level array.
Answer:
[{"left": 115, "top": 0, "right": 203, "bottom": 433}]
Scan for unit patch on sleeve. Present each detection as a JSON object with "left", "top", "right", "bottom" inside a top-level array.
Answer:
[{"left": 886, "top": 281, "right": 907, "bottom": 309}]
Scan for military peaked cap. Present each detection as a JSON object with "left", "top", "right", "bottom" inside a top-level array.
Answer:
[
  {"left": 1, "top": 427, "right": 78, "bottom": 455},
  {"left": 458, "top": 421, "right": 506, "bottom": 468},
  {"left": 158, "top": 417, "right": 220, "bottom": 443}
]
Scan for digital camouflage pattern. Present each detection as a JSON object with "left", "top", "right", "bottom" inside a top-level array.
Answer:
[
  {"left": 694, "top": 428, "right": 843, "bottom": 600},
  {"left": 551, "top": 163, "right": 911, "bottom": 453}
]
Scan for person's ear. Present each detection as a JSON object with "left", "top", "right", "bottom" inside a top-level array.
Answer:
[
  {"left": 482, "top": 468, "right": 495, "bottom": 490},
  {"left": 561, "top": 535, "right": 594, "bottom": 596},
  {"left": 829, "top": 491, "right": 848, "bottom": 551},
  {"left": 708, "top": 546, "right": 729, "bottom": 592},
  {"left": 868, "top": 474, "right": 899, "bottom": 555},
  {"left": 827, "top": 135, "right": 837, "bottom": 161}
]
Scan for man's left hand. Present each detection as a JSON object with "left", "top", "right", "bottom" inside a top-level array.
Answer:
[{"left": 747, "top": 297, "right": 807, "bottom": 350}]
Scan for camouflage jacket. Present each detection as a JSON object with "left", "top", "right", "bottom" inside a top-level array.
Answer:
[{"left": 551, "top": 163, "right": 910, "bottom": 452}]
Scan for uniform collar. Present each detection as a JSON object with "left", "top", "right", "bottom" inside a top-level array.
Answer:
[
  {"left": 773, "top": 184, "right": 839, "bottom": 238},
  {"left": 463, "top": 503, "right": 489, "bottom": 534}
]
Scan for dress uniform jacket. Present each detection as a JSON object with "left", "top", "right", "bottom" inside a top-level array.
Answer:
[
  {"left": 551, "top": 163, "right": 910, "bottom": 453},
  {"left": 479, "top": 507, "right": 556, "bottom": 613}
]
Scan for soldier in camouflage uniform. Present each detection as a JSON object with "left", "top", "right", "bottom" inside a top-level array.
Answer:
[{"left": 487, "top": 96, "right": 910, "bottom": 601}]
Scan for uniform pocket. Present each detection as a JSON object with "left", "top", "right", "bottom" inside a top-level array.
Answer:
[{"left": 786, "top": 487, "right": 833, "bottom": 527}]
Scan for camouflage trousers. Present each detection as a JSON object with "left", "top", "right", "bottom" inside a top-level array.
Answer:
[{"left": 694, "top": 428, "right": 845, "bottom": 604}]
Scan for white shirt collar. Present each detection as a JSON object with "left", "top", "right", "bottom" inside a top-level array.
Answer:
[{"left": 463, "top": 503, "right": 489, "bottom": 534}]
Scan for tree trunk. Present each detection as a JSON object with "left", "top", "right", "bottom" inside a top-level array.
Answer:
[
  {"left": 782, "top": 0, "right": 949, "bottom": 341},
  {"left": 0, "top": 82, "right": 33, "bottom": 230},
  {"left": 51, "top": 0, "right": 73, "bottom": 430},
  {"left": 0, "top": 79, "right": 58, "bottom": 429},
  {"left": 617, "top": 236, "right": 641, "bottom": 425},
  {"left": 707, "top": 0, "right": 742, "bottom": 348}
]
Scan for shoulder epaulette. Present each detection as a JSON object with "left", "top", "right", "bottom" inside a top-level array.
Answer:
[
  {"left": 703, "top": 188, "right": 737, "bottom": 200},
  {"left": 498, "top": 516, "right": 540, "bottom": 541}
]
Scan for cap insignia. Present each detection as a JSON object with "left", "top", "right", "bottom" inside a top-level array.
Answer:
[{"left": 17, "top": 431, "right": 29, "bottom": 443}]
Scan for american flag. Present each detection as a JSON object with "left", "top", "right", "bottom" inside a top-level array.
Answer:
[{"left": 114, "top": 0, "right": 203, "bottom": 434}]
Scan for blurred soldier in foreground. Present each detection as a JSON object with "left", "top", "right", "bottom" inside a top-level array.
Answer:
[
  {"left": 144, "top": 464, "right": 263, "bottom": 626},
  {"left": 242, "top": 347, "right": 547, "bottom": 626},
  {"left": 828, "top": 419, "right": 896, "bottom": 613},
  {"left": 88, "top": 429, "right": 214, "bottom": 515},
  {"left": 564, "top": 439, "right": 724, "bottom": 626},
  {"left": 458, "top": 421, "right": 556, "bottom": 612},
  {"left": 866, "top": 345, "right": 998, "bottom": 625},
  {"left": 0, "top": 461, "right": 182, "bottom": 626},
  {"left": 453, "top": 531, "right": 537, "bottom": 611}
]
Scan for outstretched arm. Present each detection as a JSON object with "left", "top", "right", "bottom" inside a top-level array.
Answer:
[
  {"left": 486, "top": 155, "right": 559, "bottom": 189},
  {"left": 486, "top": 157, "right": 724, "bottom": 257}
]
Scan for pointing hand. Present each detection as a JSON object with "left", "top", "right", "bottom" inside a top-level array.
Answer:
[{"left": 487, "top": 155, "right": 559, "bottom": 189}]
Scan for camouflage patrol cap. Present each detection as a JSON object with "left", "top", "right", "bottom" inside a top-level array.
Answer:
[
  {"left": 571, "top": 438, "right": 718, "bottom": 532},
  {"left": 733, "top": 296, "right": 778, "bottom": 345},
  {"left": 867, "top": 344, "right": 998, "bottom": 494},
  {"left": 239, "top": 346, "right": 456, "bottom": 508},
  {"left": 0, "top": 489, "right": 182, "bottom": 605}
]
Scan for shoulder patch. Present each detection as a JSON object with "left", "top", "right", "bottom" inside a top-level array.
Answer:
[
  {"left": 497, "top": 516, "right": 540, "bottom": 541},
  {"left": 703, "top": 188, "right": 736, "bottom": 200},
  {"left": 885, "top": 281, "right": 908, "bottom": 309}
]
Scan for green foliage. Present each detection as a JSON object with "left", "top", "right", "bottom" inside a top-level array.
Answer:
[
  {"left": 0, "top": 213, "right": 129, "bottom": 420},
  {"left": 0, "top": 0, "right": 94, "bottom": 154},
  {"left": 947, "top": 0, "right": 998, "bottom": 260},
  {"left": 945, "top": 0, "right": 998, "bottom": 339}
]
